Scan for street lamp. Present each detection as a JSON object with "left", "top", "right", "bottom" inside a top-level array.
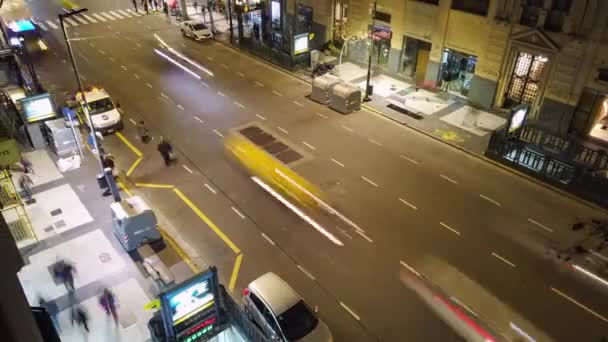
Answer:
[
  {"left": 363, "top": 0, "right": 377, "bottom": 102},
  {"left": 59, "top": 8, "right": 120, "bottom": 202}
]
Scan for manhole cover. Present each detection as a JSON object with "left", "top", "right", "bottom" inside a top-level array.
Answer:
[
  {"left": 50, "top": 209, "right": 62, "bottom": 216},
  {"left": 238, "top": 124, "right": 304, "bottom": 165},
  {"left": 43, "top": 226, "right": 54, "bottom": 233},
  {"left": 99, "top": 252, "right": 111, "bottom": 263}
]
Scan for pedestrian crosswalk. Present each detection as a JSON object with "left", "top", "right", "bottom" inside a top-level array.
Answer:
[{"left": 32, "top": 8, "right": 145, "bottom": 32}]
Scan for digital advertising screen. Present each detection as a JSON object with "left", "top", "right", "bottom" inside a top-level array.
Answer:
[
  {"left": 294, "top": 33, "right": 309, "bottom": 55},
  {"left": 160, "top": 267, "right": 221, "bottom": 342},
  {"left": 18, "top": 93, "right": 56, "bottom": 123}
]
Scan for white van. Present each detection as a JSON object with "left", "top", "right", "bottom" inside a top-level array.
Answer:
[{"left": 74, "top": 88, "right": 122, "bottom": 134}]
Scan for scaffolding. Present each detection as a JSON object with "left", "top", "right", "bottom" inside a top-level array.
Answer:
[{"left": 0, "top": 169, "right": 37, "bottom": 249}]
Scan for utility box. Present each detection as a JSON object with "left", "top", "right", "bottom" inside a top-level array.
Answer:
[
  {"left": 43, "top": 118, "right": 81, "bottom": 157},
  {"left": 111, "top": 196, "right": 162, "bottom": 252},
  {"left": 311, "top": 74, "right": 342, "bottom": 104},
  {"left": 138, "top": 244, "right": 174, "bottom": 289},
  {"left": 329, "top": 83, "right": 361, "bottom": 114}
]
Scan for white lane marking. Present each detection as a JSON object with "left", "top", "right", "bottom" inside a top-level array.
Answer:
[
  {"left": 369, "top": 138, "right": 382, "bottom": 146},
  {"left": 217, "top": 91, "right": 226, "bottom": 97},
  {"left": 108, "top": 10, "right": 126, "bottom": 19},
  {"left": 136, "top": 43, "right": 142, "bottom": 48},
  {"left": 89, "top": 42, "right": 96, "bottom": 48},
  {"left": 252, "top": 176, "right": 344, "bottom": 246},
  {"left": 200, "top": 81, "right": 209, "bottom": 87},
  {"left": 177, "top": 104, "right": 185, "bottom": 110},
  {"left": 398, "top": 198, "right": 418, "bottom": 211},
  {"left": 528, "top": 218, "right": 554, "bottom": 233},
  {"left": 297, "top": 265, "right": 316, "bottom": 281},
  {"left": 146, "top": 25, "right": 152, "bottom": 30},
  {"left": 81, "top": 14, "right": 98, "bottom": 23},
  {"left": 213, "top": 129, "right": 224, "bottom": 138},
  {"left": 72, "top": 15, "right": 88, "bottom": 25},
  {"left": 133, "top": 73, "right": 140, "bottom": 79},
  {"left": 203, "top": 183, "right": 217, "bottom": 194},
  {"left": 510, "top": 322, "right": 535, "bottom": 342},
  {"left": 480, "top": 194, "right": 501, "bottom": 207},
  {"left": 62, "top": 59, "right": 67, "bottom": 64},
  {"left": 255, "top": 81, "right": 264, "bottom": 87},
  {"left": 339, "top": 302, "right": 360, "bottom": 321},
  {"left": 207, "top": 56, "right": 214, "bottom": 61},
  {"left": 109, "top": 57, "right": 115, "bottom": 62},
  {"left": 572, "top": 264, "right": 608, "bottom": 287},
  {"left": 194, "top": 116, "right": 204, "bottom": 124},
  {"left": 236, "top": 72, "right": 245, "bottom": 77},
  {"left": 361, "top": 176, "right": 378, "bottom": 187},
  {"left": 36, "top": 21, "right": 48, "bottom": 31},
  {"left": 261, "top": 232, "right": 276, "bottom": 246},
  {"left": 100, "top": 12, "right": 116, "bottom": 21},
  {"left": 440, "top": 174, "right": 458, "bottom": 184},
  {"left": 231, "top": 206, "right": 246, "bottom": 219},
  {"left": 46, "top": 20, "right": 59, "bottom": 29},
  {"left": 127, "top": 9, "right": 142, "bottom": 16},
  {"left": 60, "top": 19, "right": 70, "bottom": 28},
  {"left": 117, "top": 10, "right": 132, "bottom": 17},
  {"left": 492, "top": 252, "right": 516, "bottom": 267},
  {"left": 355, "top": 229, "right": 373, "bottom": 243},
  {"left": 121, "top": 65, "right": 128, "bottom": 71},
  {"left": 182, "top": 165, "right": 193, "bottom": 174},
  {"left": 293, "top": 101, "right": 304, "bottom": 107},
  {"left": 400, "top": 260, "right": 421, "bottom": 277},
  {"left": 342, "top": 125, "right": 354, "bottom": 133},
  {"left": 331, "top": 158, "right": 344, "bottom": 167},
  {"left": 590, "top": 250, "right": 608, "bottom": 263},
  {"left": 146, "top": 83, "right": 153, "bottom": 88},
  {"left": 160, "top": 92, "right": 169, "bottom": 99},
  {"left": 302, "top": 141, "right": 316, "bottom": 151},
  {"left": 337, "top": 227, "right": 353, "bottom": 240},
  {"left": 277, "top": 126, "right": 288, "bottom": 134},
  {"left": 401, "top": 154, "right": 420, "bottom": 165},
  {"left": 440, "top": 222, "right": 461, "bottom": 236},
  {"left": 220, "top": 63, "right": 229, "bottom": 69},
  {"left": 255, "top": 114, "right": 266, "bottom": 121},
  {"left": 92, "top": 13, "right": 107, "bottom": 22},
  {"left": 128, "top": 118, "right": 137, "bottom": 125},
  {"left": 234, "top": 102, "right": 245, "bottom": 109},
  {"left": 550, "top": 287, "right": 608, "bottom": 323},
  {"left": 64, "top": 17, "right": 79, "bottom": 26},
  {"left": 316, "top": 112, "right": 328, "bottom": 119},
  {"left": 272, "top": 90, "right": 283, "bottom": 97},
  {"left": 98, "top": 49, "right": 106, "bottom": 55}
]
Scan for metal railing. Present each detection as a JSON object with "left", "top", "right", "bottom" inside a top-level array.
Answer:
[{"left": 486, "top": 126, "right": 608, "bottom": 208}]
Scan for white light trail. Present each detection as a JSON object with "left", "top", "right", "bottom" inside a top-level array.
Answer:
[
  {"left": 153, "top": 48, "right": 201, "bottom": 80},
  {"left": 153, "top": 34, "right": 214, "bottom": 76}
]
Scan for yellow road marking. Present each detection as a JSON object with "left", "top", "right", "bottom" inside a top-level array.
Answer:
[
  {"left": 135, "top": 183, "right": 175, "bottom": 189},
  {"left": 117, "top": 180, "right": 134, "bottom": 197},
  {"left": 116, "top": 132, "right": 143, "bottom": 157},
  {"left": 229, "top": 253, "right": 243, "bottom": 292},
  {"left": 159, "top": 227, "right": 199, "bottom": 273},
  {"left": 127, "top": 157, "right": 143, "bottom": 176},
  {"left": 173, "top": 188, "right": 241, "bottom": 254}
]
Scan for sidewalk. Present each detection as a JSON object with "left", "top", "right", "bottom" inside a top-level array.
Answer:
[{"left": 6, "top": 147, "right": 166, "bottom": 341}]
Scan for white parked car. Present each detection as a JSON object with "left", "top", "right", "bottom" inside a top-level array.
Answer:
[
  {"left": 243, "top": 272, "right": 333, "bottom": 342},
  {"left": 180, "top": 20, "right": 213, "bottom": 40}
]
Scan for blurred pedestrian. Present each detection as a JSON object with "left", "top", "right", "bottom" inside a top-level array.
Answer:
[
  {"left": 99, "top": 288, "right": 118, "bottom": 323},
  {"left": 132, "top": 0, "right": 138, "bottom": 12},
  {"left": 71, "top": 305, "right": 89, "bottom": 333},
  {"left": 38, "top": 296, "right": 60, "bottom": 333},
  {"left": 19, "top": 173, "right": 33, "bottom": 200},
  {"left": 53, "top": 260, "right": 76, "bottom": 292},
  {"left": 157, "top": 136, "right": 173, "bottom": 166},
  {"left": 20, "top": 157, "right": 33, "bottom": 174},
  {"left": 137, "top": 120, "right": 150, "bottom": 143}
]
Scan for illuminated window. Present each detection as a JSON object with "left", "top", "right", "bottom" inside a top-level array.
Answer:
[{"left": 505, "top": 52, "right": 548, "bottom": 106}]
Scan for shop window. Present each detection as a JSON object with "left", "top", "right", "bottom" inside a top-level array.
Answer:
[
  {"left": 333, "top": 0, "right": 348, "bottom": 41},
  {"left": 505, "top": 52, "right": 548, "bottom": 107},
  {"left": 598, "top": 68, "right": 608, "bottom": 83},
  {"left": 271, "top": 0, "right": 281, "bottom": 30},
  {"left": 520, "top": 0, "right": 543, "bottom": 27},
  {"left": 544, "top": 0, "right": 571, "bottom": 32},
  {"left": 451, "top": 0, "right": 489, "bottom": 16},
  {"left": 439, "top": 49, "right": 477, "bottom": 97}
]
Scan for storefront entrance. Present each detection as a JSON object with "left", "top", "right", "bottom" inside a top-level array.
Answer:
[
  {"left": 438, "top": 48, "right": 477, "bottom": 97},
  {"left": 504, "top": 52, "right": 548, "bottom": 108},
  {"left": 570, "top": 88, "right": 608, "bottom": 144},
  {"left": 372, "top": 25, "right": 391, "bottom": 66},
  {"left": 400, "top": 37, "right": 431, "bottom": 85}
]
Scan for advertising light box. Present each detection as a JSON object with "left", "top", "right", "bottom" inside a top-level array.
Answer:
[{"left": 18, "top": 93, "right": 56, "bottom": 123}]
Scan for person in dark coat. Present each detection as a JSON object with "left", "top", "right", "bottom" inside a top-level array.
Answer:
[
  {"left": 99, "top": 288, "right": 118, "bottom": 323},
  {"left": 71, "top": 305, "right": 89, "bottom": 332},
  {"left": 157, "top": 136, "right": 173, "bottom": 166}
]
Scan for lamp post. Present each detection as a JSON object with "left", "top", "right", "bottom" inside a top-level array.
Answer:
[
  {"left": 59, "top": 8, "right": 120, "bottom": 202},
  {"left": 363, "top": 0, "right": 377, "bottom": 102}
]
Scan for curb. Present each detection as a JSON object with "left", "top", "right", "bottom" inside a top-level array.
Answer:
[{"left": 209, "top": 33, "right": 608, "bottom": 214}]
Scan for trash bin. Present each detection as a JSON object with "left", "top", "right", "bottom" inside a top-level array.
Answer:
[
  {"left": 311, "top": 74, "right": 342, "bottom": 104},
  {"left": 366, "top": 84, "right": 374, "bottom": 96},
  {"left": 96, "top": 173, "right": 108, "bottom": 189},
  {"left": 329, "top": 83, "right": 362, "bottom": 114}
]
